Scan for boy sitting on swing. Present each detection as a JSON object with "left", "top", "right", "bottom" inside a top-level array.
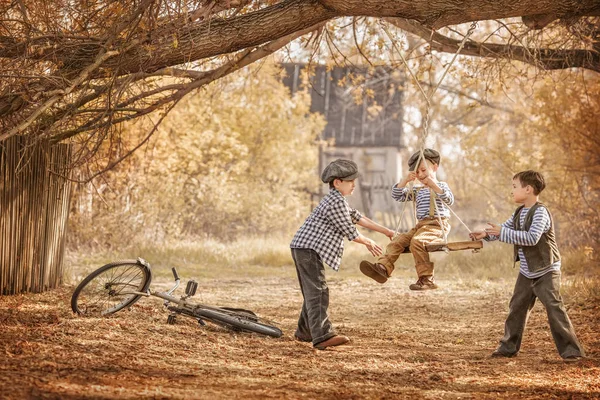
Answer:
[{"left": 360, "top": 148, "right": 454, "bottom": 290}]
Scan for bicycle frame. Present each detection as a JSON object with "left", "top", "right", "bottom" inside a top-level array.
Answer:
[
  {"left": 130, "top": 267, "right": 196, "bottom": 310},
  {"left": 71, "top": 259, "right": 283, "bottom": 338}
]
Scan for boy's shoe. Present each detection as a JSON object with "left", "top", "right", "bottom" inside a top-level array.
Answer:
[
  {"left": 409, "top": 276, "right": 438, "bottom": 290},
  {"left": 491, "top": 349, "right": 517, "bottom": 358},
  {"left": 563, "top": 355, "right": 584, "bottom": 363},
  {"left": 359, "top": 261, "right": 388, "bottom": 284},
  {"left": 314, "top": 335, "right": 350, "bottom": 350},
  {"left": 294, "top": 334, "right": 312, "bottom": 343}
]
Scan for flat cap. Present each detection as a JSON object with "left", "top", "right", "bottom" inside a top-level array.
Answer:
[
  {"left": 408, "top": 148, "right": 441, "bottom": 171},
  {"left": 321, "top": 159, "right": 360, "bottom": 183}
]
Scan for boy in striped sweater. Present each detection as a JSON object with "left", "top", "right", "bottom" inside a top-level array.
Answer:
[
  {"left": 360, "top": 148, "right": 454, "bottom": 290},
  {"left": 469, "top": 170, "right": 585, "bottom": 361}
]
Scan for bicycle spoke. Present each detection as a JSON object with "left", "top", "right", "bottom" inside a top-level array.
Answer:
[{"left": 72, "top": 261, "right": 151, "bottom": 316}]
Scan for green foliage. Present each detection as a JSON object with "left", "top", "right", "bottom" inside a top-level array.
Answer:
[{"left": 68, "top": 60, "right": 325, "bottom": 247}]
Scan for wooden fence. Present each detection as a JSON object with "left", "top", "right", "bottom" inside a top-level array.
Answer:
[{"left": 0, "top": 136, "right": 73, "bottom": 295}]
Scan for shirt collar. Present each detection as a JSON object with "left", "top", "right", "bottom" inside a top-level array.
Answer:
[{"left": 329, "top": 187, "right": 343, "bottom": 197}]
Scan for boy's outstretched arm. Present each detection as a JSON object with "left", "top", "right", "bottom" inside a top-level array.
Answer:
[
  {"left": 357, "top": 216, "right": 394, "bottom": 240},
  {"left": 469, "top": 216, "right": 514, "bottom": 241},
  {"left": 353, "top": 234, "right": 384, "bottom": 257},
  {"left": 493, "top": 208, "right": 551, "bottom": 246},
  {"left": 469, "top": 230, "right": 488, "bottom": 241},
  {"left": 324, "top": 200, "right": 384, "bottom": 257}
]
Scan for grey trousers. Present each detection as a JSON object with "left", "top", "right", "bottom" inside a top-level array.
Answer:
[
  {"left": 497, "top": 270, "right": 585, "bottom": 358},
  {"left": 291, "top": 248, "right": 336, "bottom": 346}
]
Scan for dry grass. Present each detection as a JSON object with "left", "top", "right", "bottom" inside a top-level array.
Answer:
[{"left": 2, "top": 236, "right": 599, "bottom": 399}]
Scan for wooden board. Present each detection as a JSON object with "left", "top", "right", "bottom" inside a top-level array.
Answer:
[{"left": 401, "top": 240, "right": 484, "bottom": 253}]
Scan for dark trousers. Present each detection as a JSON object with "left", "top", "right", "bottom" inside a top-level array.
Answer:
[
  {"left": 291, "top": 248, "right": 335, "bottom": 346},
  {"left": 497, "top": 270, "right": 585, "bottom": 358}
]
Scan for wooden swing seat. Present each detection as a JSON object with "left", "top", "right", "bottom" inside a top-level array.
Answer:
[{"left": 401, "top": 240, "right": 483, "bottom": 254}]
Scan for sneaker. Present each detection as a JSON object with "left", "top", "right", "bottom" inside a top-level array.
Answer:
[
  {"left": 409, "top": 276, "right": 438, "bottom": 290},
  {"left": 314, "top": 335, "right": 350, "bottom": 350},
  {"left": 359, "top": 261, "right": 388, "bottom": 284}
]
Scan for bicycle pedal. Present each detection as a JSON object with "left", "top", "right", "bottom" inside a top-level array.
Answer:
[
  {"left": 197, "top": 318, "right": 206, "bottom": 326},
  {"left": 167, "top": 314, "right": 177, "bottom": 325},
  {"left": 185, "top": 280, "right": 198, "bottom": 296}
]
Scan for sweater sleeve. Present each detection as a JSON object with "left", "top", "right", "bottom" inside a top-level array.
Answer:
[
  {"left": 436, "top": 182, "right": 454, "bottom": 206},
  {"left": 391, "top": 185, "right": 417, "bottom": 202},
  {"left": 499, "top": 207, "right": 550, "bottom": 246},
  {"left": 485, "top": 214, "right": 515, "bottom": 242}
]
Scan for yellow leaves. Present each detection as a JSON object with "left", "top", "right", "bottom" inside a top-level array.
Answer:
[
  {"left": 70, "top": 59, "right": 323, "bottom": 243},
  {"left": 367, "top": 103, "right": 382, "bottom": 119}
]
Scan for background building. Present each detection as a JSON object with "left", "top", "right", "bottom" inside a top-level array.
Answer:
[{"left": 282, "top": 63, "right": 413, "bottom": 229}]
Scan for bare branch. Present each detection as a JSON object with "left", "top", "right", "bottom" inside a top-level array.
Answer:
[
  {"left": 0, "top": 48, "right": 120, "bottom": 141},
  {"left": 47, "top": 22, "right": 327, "bottom": 144},
  {"left": 385, "top": 17, "right": 600, "bottom": 72}
]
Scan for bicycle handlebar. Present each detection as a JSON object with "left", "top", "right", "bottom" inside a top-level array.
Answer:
[{"left": 164, "top": 267, "right": 180, "bottom": 296}]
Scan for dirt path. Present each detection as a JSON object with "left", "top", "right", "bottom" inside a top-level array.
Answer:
[{"left": 1, "top": 269, "right": 599, "bottom": 399}]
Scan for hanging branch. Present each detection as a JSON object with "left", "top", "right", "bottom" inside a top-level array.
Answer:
[{"left": 385, "top": 17, "right": 600, "bottom": 73}]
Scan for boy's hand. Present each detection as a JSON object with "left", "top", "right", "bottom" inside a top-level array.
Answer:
[
  {"left": 398, "top": 172, "right": 417, "bottom": 187},
  {"left": 419, "top": 175, "right": 434, "bottom": 187},
  {"left": 365, "top": 239, "right": 383, "bottom": 257},
  {"left": 469, "top": 231, "right": 487, "bottom": 240},
  {"left": 484, "top": 223, "right": 501, "bottom": 236},
  {"left": 384, "top": 228, "right": 395, "bottom": 240}
]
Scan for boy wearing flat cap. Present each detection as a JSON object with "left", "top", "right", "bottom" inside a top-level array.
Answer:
[
  {"left": 360, "top": 148, "right": 454, "bottom": 290},
  {"left": 290, "top": 159, "right": 394, "bottom": 350}
]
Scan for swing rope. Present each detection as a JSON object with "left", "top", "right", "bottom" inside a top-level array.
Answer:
[{"left": 382, "top": 21, "right": 478, "bottom": 243}]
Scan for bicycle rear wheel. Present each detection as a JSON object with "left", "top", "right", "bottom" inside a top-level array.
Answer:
[
  {"left": 196, "top": 307, "right": 282, "bottom": 338},
  {"left": 71, "top": 259, "right": 152, "bottom": 316}
]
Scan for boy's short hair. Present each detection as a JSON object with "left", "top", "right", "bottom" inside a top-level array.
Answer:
[{"left": 513, "top": 170, "right": 546, "bottom": 195}]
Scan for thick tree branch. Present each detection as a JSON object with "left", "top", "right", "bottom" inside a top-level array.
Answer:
[
  {"left": 1, "top": 0, "right": 599, "bottom": 144},
  {"left": 319, "top": 0, "right": 600, "bottom": 29},
  {"left": 3, "top": 0, "right": 599, "bottom": 74},
  {"left": 386, "top": 17, "right": 600, "bottom": 72},
  {"left": 47, "top": 22, "right": 326, "bottom": 144}
]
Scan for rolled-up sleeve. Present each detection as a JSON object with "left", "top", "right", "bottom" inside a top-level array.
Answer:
[
  {"left": 326, "top": 200, "right": 360, "bottom": 241},
  {"left": 349, "top": 208, "right": 362, "bottom": 224}
]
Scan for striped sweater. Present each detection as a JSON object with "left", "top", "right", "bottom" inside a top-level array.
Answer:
[
  {"left": 391, "top": 182, "right": 454, "bottom": 220},
  {"left": 487, "top": 205, "right": 560, "bottom": 278}
]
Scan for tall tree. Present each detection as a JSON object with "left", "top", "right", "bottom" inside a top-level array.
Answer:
[{"left": 1, "top": 0, "right": 598, "bottom": 162}]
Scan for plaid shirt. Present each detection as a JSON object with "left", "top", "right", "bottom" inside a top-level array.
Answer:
[{"left": 290, "top": 188, "right": 362, "bottom": 271}]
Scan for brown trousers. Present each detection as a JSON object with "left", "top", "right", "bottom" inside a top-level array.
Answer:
[{"left": 377, "top": 219, "right": 450, "bottom": 278}]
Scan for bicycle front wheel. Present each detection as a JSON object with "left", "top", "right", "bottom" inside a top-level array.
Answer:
[
  {"left": 71, "top": 259, "right": 152, "bottom": 316},
  {"left": 196, "top": 307, "right": 283, "bottom": 338}
]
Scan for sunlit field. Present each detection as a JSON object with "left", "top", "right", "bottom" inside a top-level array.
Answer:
[{"left": 2, "top": 234, "right": 598, "bottom": 399}]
